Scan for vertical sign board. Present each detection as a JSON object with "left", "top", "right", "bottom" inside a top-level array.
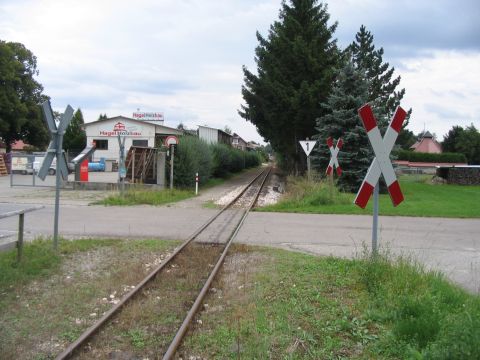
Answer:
[
  {"left": 165, "top": 136, "right": 179, "bottom": 189},
  {"left": 299, "top": 140, "right": 317, "bottom": 179},
  {"left": 354, "top": 104, "right": 406, "bottom": 253},
  {"left": 37, "top": 100, "right": 74, "bottom": 250}
]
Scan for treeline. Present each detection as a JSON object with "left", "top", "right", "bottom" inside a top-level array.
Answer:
[{"left": 172, "top": 136, "right": 264, "bottom": 188}]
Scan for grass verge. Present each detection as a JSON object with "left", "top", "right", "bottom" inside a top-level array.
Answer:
[
  {"left": 183, "top": 246, "right": 480, "bottom": 359},
  {"left": 2, "top": 239, "right": 478, "bottom": 359},
  {"left": 258, "top": 174, "right": 480, "bottom": 218},
  {"left": 95, "top": 188, "right": 194, "bottom": 206}
]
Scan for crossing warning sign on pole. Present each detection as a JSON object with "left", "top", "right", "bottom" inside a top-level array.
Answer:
[
  {"left": 326, "top": 137, "right": 343, "bottom": 176},
  {"left": 355, "top": 103, "right": 407, "bottom": 254},
  {"left": 354, "top": 104, "right": 407, "bottom": 208}
]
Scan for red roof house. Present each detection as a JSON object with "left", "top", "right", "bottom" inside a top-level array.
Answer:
[{"left": 410, "top": 131, "right": 442, "bottom": 153}]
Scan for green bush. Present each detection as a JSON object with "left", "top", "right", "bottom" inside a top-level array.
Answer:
[
  {"left": 395, "top": 150, "right": 467, "bottom": 163},
  {"left": 173, "top": 138, "right": 261, "bottom": 187},
  {"left": 173, "top": 136, "right": 213, "bottom": 188},
  {"left": 212, "top": 144, "right": 232, "bottom": 178}
]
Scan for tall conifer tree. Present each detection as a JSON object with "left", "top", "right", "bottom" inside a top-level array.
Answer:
[
  {"left": 313, "top": 60, "right": 371, "bottom": 192},
  {"left": 347, "top": 25, "right": 411, "bottom": 130},
  {"left": 239, "top": 0, "right": 339, "bottom": 173},
  {"left": 63, "top": 108, "right": 86, "bottom": 155}
]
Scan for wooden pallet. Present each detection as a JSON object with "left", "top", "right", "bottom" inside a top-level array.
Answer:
[
  {"left": 0, "top": 155, "right": 8, "bottom": 176},
  {"left": 125, "top": 146, "right": 157, "bottom": 183}
]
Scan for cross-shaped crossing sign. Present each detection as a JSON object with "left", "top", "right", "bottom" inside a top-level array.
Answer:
[
  {"left": 354, "top": 104, "right": 407, "bottom": 208},
  {"left": 299, "top": 140, "right": 317, "bottom": 156},
  {"left": 326, "top": 137, "right": 343, "bottom": 176},
  {"left": 38, "top": 101, "right": 74, "bottom": 181}
]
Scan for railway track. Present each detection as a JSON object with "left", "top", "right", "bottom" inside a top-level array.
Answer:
[{"left": 56, "top": 166, "right": 271, "bottom": 359}]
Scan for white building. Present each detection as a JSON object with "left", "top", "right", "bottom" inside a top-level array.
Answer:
[{"left": 83, "top": 116, "right": 183, "bottom": 167}]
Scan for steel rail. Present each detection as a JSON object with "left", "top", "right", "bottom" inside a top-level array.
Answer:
[
  {"left": 55, "top": 166, "right": 270, "bottom": 360},
  {"left": 163, "top": 167, "right": 271, "bottom": 359}
]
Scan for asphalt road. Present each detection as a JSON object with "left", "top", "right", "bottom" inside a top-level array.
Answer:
[{"left": 0, "top": 174, "right": 479, "bottom": 293}]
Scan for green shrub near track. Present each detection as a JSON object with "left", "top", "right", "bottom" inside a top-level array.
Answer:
[{"left": 173, "top": 136, "right": 263, "bottom": 188}]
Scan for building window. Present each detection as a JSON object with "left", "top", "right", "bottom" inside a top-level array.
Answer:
[
  {"left": 94, "top": 139, "right": 108, "bottom": 150},
  {"left": 132, "top": 139, "right": 148, "bottom": 147}
]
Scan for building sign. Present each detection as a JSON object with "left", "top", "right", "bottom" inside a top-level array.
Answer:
[
  {"left": 132, "top": 112, "right": 164, "bottom": 122},
  {"left": 99, "top": 122, "right": 142, "bottom": 137}
]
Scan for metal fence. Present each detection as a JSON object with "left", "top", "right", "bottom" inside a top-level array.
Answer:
[{"left": 9, "top": 152, "right": 71, "bottom": 188}]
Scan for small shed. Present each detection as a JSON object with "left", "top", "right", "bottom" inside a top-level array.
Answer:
[{"left": 198, "top": 125, "right": 232, "bottom": 146}]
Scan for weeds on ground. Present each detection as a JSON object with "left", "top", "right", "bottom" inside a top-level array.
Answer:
[
  {"left": 184, "top": 246, "right": 480, "bottom": 359},
  {"left": 96, "top": 188, "right": 194, "bottom": 206},
  {"left": 0, "top": 237, "right": 120, "bottom": 291},
  {"left": 357, "top": 250, "right": 480, "bottom": 359},
  {"left": 269, "top": 174, "right": 350, "bottom": 209}
]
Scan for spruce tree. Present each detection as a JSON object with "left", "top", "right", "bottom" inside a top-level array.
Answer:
[
  {"left": 239, "top": 0, "right": 339, "bottom": 173},
  {"left": 313, "top": 60, "right": 371, "bottom": 192},
  {"left": 347, "top": 25, "right": 411, "bottom": 131}
]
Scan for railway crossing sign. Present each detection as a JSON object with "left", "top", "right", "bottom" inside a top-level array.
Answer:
[
  {"left": 299, "top": 140, "right": 317, "bottom": 156},
  {"left": 355, "top": 103, "right": 407, "bottom": 254},
  {"left": 38, "top": 101, "right": 74, "bottom": 181},
  {"left": 355, "top": 104, "right": 406, "bottom": 208},
  {"left": 38, "top": 100, "right": 74, "bottom": 250},
  {"left": 326, "top": 137, "right": 343, "bottom": 176}
]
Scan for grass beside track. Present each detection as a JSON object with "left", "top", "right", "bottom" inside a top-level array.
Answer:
[
  {"left": 258, "top": 175, "right": 480, "bottom": 218},
  {"left": 184, "top": 246, "right": 480, "bottom": 359},
  {"left": 97, "top": 188, "right": 194, "bottom": 206},
  {"left": 1, "top": 239, "right": 478, "bottom": 359}
]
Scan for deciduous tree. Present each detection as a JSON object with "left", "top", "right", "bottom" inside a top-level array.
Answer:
[{"left": 0, "top": 40, "right": 49, "bottom": 151}]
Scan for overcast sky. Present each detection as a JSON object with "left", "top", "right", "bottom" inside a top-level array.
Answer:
[{"left": 1, "top": 0, "right": 479, "bottom": 144}]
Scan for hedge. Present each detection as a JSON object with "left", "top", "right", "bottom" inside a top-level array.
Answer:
[
  {"left": 395, "top": 150, "right": 467, "bottom": 163},
  {"left": 172, "top": 137, "right": 262, "bottom": 188}
]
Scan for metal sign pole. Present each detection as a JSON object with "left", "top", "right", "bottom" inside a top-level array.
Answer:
[
  {"left": 53, "top": 133, "right": 62, "bottom": 249},
  {"left": 170, "top": 145, "right": 174, "bottom": 190},
  {"left": 117, "top": 134, "right": 126, "bottom": 196},
  {"left": 372, "top": 182, "right": 379, "bottom": 254},
  {"left": 38, "top": 101, "right": 73, "bottom": 251},
  {"left": 307, "top": 155, "right": 311, "bottom": 181}
]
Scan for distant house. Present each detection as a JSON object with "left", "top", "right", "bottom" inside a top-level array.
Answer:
[
  {"left": 232, "top": 133, "right": 248, "bottom": 151},
  {"left": 198, "top": 125, "right": 232, "bottom": 146},
  {"left": 247, "top": 141, "right": 261, "bottom": 151},
  {"left": 410, "top": 131, "right": 442, "bottom": 153}
]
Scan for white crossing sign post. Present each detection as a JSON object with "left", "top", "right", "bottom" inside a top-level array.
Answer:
[
  {"left": 326, "top": 137, "right": 343, "bottom": 176},
  {"left": 165, "top": 136, "right": 179, "bottom": 190},
  {"left": 299, "top": 139, "right": 317, "bottom": 180},
  {"left": 355, "top": 103, "right": 407, "bottom": 253},
  {"left": 326, "top": 136, "right": 343, "bottom": 201},
  {"left": 38, "top": 100, "right": 74, "bottom": 250},
  {"left": 117, "top": 134, "right": 126, "bottom": 196}
]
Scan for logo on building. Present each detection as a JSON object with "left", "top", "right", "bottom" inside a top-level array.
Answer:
[
  {"left": 99, "top": 122, "right": 142, "bottom": 137},
  {"left": 113, "top": 122, "right": 126, "bottom": 131},
  {"left": 132, "top": 112, "right": 164, "bottom": 122}
]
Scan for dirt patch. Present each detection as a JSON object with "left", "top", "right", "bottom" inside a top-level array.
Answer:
[{"left": 0, "top": 241, "right": 177, "bottom": 360}]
